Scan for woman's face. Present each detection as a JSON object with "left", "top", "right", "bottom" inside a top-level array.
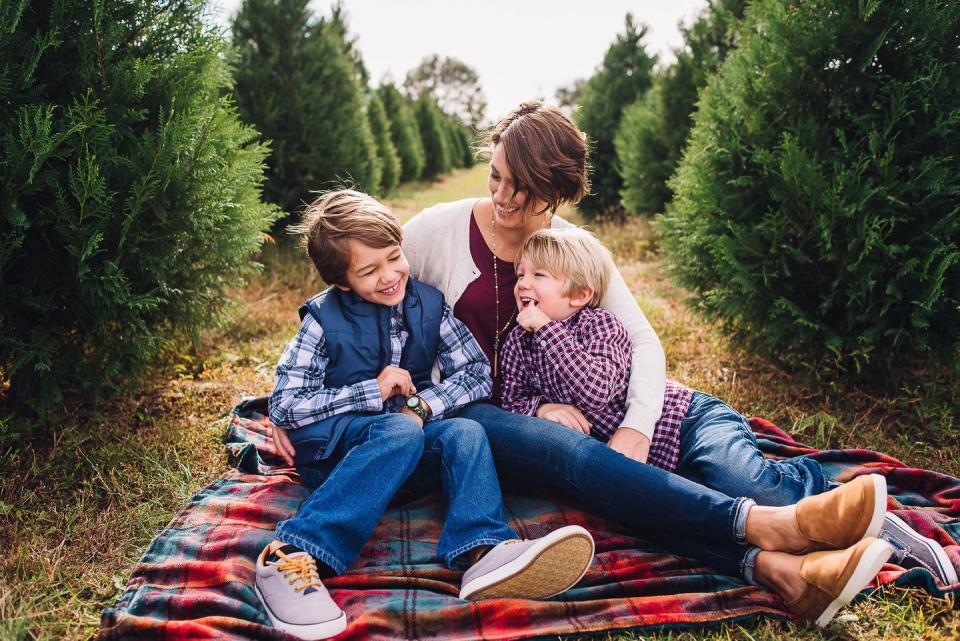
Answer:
[{"left": 487, "top": 144, "right": 549, "bottom": 233}]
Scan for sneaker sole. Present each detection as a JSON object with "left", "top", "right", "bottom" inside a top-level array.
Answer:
[
  {"left": 459, "top": 526, "right": 595, "bottom": 600},
  {"left": 885, "top": 512, "right": 959, "bottom": 587},
  {"left": 814, "top": 539, "right": 893, "bottom": 628},
  {"left": 255, "top": 583, "right": 348, "bottom": 639}
]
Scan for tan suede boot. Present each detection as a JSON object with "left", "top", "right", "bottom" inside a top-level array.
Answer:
[
  {"left": 795, "top": 474, "right": 887, "bottom": 553},
  {"left": 786, "top": 537, "right": 893, "bottom": 627}
]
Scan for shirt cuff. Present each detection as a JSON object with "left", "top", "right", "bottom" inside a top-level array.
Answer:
[
  {"left": 358, "top": 378, "right": 385, "bottom": 413},
  {"left": 620, "top": 405, "right": 658, "bottom": 441},
  {"left": 416, "top": 387, "right": 447, "bottom": 421},
  {"left": 532, "top": 320, "right": 572, "bottom": 351}
]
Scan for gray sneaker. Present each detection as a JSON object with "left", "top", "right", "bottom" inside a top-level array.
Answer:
[
  {"left": 880, "top": 513, "right": 958, "bottom": 588},
  {"left": 459, "top": 525, "right": 595, "bottom": 600},
  {"left": 254, "top": 544, "right": 347, "bottom": 639}
]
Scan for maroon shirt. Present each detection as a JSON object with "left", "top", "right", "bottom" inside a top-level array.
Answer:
[{"left": 453, "top": 212, "right": 518, "bottom": 404}]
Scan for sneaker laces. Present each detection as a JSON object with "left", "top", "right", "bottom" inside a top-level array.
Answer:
[{"left": 268, "top": 550, "right": 323, "bottom": 593}]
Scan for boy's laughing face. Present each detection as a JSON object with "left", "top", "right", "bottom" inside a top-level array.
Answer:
[
  {"left": 514, "top": 256, "right": 592, "bottom": 321},
  {"left": 336, "top": 239, "right": 409, "bottom": 306}
]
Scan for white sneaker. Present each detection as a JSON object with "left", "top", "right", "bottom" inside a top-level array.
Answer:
[
  {"left": 254, "top": 544, "right": 347, "bottom": 639},
  {"left": 459, "top": 525, "right": 595, "bottom": 600}
]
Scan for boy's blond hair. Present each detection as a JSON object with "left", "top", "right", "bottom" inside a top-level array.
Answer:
[
  {"left": 291, "top": 189, "right": 402, "bottom": 286},
  {"left": 516, "top": 228, "right": 613, "bottom": 307}
]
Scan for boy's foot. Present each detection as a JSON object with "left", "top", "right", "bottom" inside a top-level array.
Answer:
[
  {"left": 459, "top": 525, "right": 594, "bottom": 600},
  {"left": 794, "top": 474, "right": 887, "bottom": 552},
  {"left": 881, "top": 513, "right": 958, "bottom": 587},
  {"left": 254, "top": 544, "right": 347, "bottom": 639},
  {"left": 786, "top": 537, "right": 893, "bottom": 627}
]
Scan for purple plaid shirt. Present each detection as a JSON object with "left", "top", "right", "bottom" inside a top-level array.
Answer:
[{"left": 499, "top": 306, "right": 692, "bottom": 471}]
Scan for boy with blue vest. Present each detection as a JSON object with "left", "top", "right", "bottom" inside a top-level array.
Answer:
[{"left": 254, "top": 190, "right": 595, "bottom": 640}]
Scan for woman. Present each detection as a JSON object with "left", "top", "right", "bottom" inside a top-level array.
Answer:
[{"left": 398, "top": 103, "right": 938, "bottom": 624}]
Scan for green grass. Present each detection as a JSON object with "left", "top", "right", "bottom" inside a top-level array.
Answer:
[{"left": 2, "top": 166, "right": 958, "bottom": 640}]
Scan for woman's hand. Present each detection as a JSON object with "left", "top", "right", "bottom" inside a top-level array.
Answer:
[
  {"left": 271, "top": 424, "right": 297, "bottom": 467},
  {"left": 536, "top": 402, "right": 591, "bottom": 434},
  {"left": 607, "top": 428, "right": 650, "bottom": 464}
]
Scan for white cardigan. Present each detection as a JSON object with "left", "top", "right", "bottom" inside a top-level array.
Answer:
[{"left": 403, "top": 198, "right": 667, "bottom": 439}]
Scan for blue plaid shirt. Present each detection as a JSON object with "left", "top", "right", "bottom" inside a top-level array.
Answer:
[{"left": 269, "top": 303, "right": 492, "bottom": 429}]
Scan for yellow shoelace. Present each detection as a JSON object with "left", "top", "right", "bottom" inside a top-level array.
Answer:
[{"left": 268, "top": 550, "right": 323, "bottom": 593}]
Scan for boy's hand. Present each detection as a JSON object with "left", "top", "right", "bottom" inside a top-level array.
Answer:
[
  {"left": 270, "top": 425, "right": 297, "bottom": 467},
  {"left": 377, "top": 366, "right": 416, "bottom": 401},
  {"left": 607, "top": 428, "right": 650, "bottom": 464},
  {"left": 536, "top": 402, "right": 591, "bottom": 434},
  {"left": 517, "top": 300, "right": 551, "bottom": 332}
]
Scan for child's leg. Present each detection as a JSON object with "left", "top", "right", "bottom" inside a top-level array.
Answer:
[
  {"left": 275, "top": 413, "right": 425, "bottom": 574},
  {"left": 674, "top": 392, "right": 829, "bottom": 505},
  {"left": 414, "top": 417, "right": 595, "bottom": 600},
  {"left": 412, "top": 417, "right": 518, "bottom": 567}
]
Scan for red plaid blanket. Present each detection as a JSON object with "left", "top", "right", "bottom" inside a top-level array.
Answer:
[{"left": 98, "top": 404, "right": 960, "bottom": 640}]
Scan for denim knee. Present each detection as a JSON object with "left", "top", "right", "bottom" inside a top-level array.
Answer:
[
  {"left": 373, "top": 413, "right": 424, "bottom": 453},
  {"left": 430, "top": 417, "right": 488, "bottom": 455}
]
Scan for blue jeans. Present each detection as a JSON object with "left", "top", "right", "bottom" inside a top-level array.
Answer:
[
  {"left": 458, "top": 403, "right": 759, "bottom": 578},
  {"left": 676, "top": 392, "right": 828, "bottom": 505},
  {"left": 275, "top": 413, "right": 516, "bottom": 574}
]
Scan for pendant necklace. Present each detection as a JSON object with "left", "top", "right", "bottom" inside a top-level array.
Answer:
[{"left": 490, "top": 211, "right": 515, "bottom": 378}]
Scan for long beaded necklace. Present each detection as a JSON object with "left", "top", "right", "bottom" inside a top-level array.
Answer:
[{"left": 490, "top": 212, "right": 515, "bottom": 379}]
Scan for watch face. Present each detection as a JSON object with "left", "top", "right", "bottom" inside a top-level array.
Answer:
[{"left": 406, "top": 396, "right": 418, "bottom": 408}]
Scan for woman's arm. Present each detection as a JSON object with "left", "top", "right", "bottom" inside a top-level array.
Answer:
[
  {"left": 402, "top": 212, "right": 428, "bottom": 281},
  {"left": 601, "top": 267, "right": 667, "bottom": 441}
]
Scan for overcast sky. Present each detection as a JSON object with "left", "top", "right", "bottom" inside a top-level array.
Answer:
[{"left": 208, "top": 0, "right": 707, "bottom": 123}]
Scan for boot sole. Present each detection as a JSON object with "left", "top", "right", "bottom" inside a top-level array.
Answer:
[
  {"left": 814, "top": 539, "right": 893, "bottom": 627},
  {"left": 459, "top": 526, "right": 595, "bottom": 600},
  {"left": 255, "top": 583, "right": 348, "bottom": 639},
  {"left": 863, "top": 474, "right": 888, "bottom": 539}
]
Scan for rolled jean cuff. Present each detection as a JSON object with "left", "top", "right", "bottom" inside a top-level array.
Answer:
[
  {"left": 740, "top": 545, "right": 762, "bottom": 586},
  {"left": 274, "top": 527, "right": 348, "bottom": 576},
  {"left": 445, "top": 536, "right": 511, "bottom": 570},
  {"left": 733, "top": 497, "right": 756, "bottom": 545}
]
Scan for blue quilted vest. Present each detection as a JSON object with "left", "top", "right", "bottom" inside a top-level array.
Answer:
[{"left": 298, "top": 278, "right": 445, "bottom": 393}]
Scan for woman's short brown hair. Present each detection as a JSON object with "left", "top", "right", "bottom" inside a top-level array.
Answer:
[
  {"left": 290, "top": 189, "right": 402, "bottom": 286},
  {"left": 481, "top": 102, "right": 589, "bottom": 214}
]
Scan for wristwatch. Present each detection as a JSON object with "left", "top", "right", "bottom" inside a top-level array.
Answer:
[{"left": 405, "top": 395, "right": 432, "bottom": 422}]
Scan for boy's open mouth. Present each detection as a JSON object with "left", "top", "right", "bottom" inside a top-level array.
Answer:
[
  {"left": 379, "top": 281, "right": 402, "bottom": 296},
  {"left": 519, "top": 297, "right": 538, "bottom": 308}
]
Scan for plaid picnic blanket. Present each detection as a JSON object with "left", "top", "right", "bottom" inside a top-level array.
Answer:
[{"left": 98, "top": 401, "right": 960, "bottom": 640}]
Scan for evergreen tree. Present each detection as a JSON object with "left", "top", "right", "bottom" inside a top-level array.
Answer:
[
  {"left": 378, "top": 83, "right": 425, "bottom": 182},
  {"left": 414, "top": 93, "right": 451, "bottom": 179},
  {"left": 442, "top": 116, "right": 466, "bottom": 169},
  {"left": 616, "top": 0, "right": 746, "bottom": 215},
  {"left": 659, "top": 0, "right": 960, "bottom": 375},
  {"left": 368, "top": 91, "right": 400, "bottom": 195},
  {"left": 575, "top": 14, "right": 656, "bottom": 219},
  {"left": 456, "top": 124, "right": 477, "bottom": 168},
  {"left": 0, "top": 0, "right": 277, "bottom": 418},
  {"left": 232, "top": 0, "right": 379, "bottom": 215}
]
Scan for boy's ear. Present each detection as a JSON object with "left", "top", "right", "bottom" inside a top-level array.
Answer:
[
  {"left": 334, "top": 284, "right": 351, "bottom": 292},
  {"left": 568, "top": 286, "right": 595, "bottom": 308}
]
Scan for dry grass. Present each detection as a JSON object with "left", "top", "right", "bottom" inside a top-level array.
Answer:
[{"left": 2, "top": 166, "right": 957, "bottom": 640}]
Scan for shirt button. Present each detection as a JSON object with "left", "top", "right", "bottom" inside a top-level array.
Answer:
[{"left": 539, "top": 340, "right": 547, "bottom": 347}]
